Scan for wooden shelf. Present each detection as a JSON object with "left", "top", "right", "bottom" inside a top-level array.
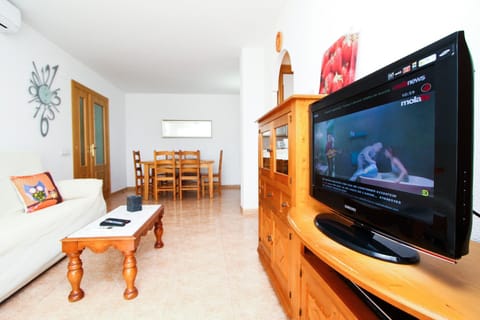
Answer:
[{"left": 289, "top": 204, "right": 480, "bottom": 319}]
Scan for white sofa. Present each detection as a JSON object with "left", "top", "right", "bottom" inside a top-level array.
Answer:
[{"left": 0, "top": 152, "right": 106, "bottom": 303}]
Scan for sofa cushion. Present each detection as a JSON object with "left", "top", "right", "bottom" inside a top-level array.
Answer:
[
  {"left": 0, "top": 152, "right": 45, "bottom": 216},
  {"left": 0, "top": 194, "right": 105, "bottom": 257},
  {"left": 10, "top": 172, "right": 63, "bottom": 213},
  {"left": 0, "top": 178, "right": 24, "bottom": 216}
]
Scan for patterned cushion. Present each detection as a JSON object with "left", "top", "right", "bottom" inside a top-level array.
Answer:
[{"left": 10, "top": 172, "right": 63, "bottom": 213}]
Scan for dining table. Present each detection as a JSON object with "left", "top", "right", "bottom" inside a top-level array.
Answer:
[{"left": 141, "top": 160, "right": 215, "bottom": 199}]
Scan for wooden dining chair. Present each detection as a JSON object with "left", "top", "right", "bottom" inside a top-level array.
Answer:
[
  {"left": 153, "top": 150, "right": 177, "bottom": 201},
  {"left": 132, "top": 150, "right": 144, "bottom": 196},
  {"left": 178, "top": 150, "right": 201, "bottom": 200},
  {"left": 202, "top": 149, "right": 222, "bottom": 197}
]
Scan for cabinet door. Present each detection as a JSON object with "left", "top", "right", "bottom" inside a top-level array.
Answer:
[
  {"left": 272, "top": 216, "right": 290, "bottom": 302},
  {"left": 259, "top": 205, "right": 273, "bottom": 258},
  {"left": 275, "top": 123, "right": 288, "bottom": 175},
  {"left": 260, "top": 128, "right": 272, "bottom": 171},
  {"left": 300, "top": 260, "right": 340, "bottom": 320},
  {"left": 299, "top": 253, "right": 375, "bottom": 320},
  {"left": 272, "top": 113, "right": 290, "bottom": 185}
]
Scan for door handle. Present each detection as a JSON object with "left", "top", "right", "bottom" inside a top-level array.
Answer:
[{"left": 90, "top": 144, "right": 96, "bottom": 158}]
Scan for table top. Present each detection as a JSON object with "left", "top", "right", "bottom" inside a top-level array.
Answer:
[{"left": 66, "top": 205, "right": 162, "bottom": 239}]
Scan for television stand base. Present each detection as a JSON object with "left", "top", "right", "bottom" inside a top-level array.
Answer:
[{"left": 314, "top": 213, "right": 419, "bottom": 264}]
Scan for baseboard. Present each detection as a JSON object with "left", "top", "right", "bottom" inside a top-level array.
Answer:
[
  {"left": 221, "top": 185, "right": 240, "bottom": 189},
  {"left": 111, "top": 185, "right": 240, "bottom": 198},
  {"left": 241, "top": 207, "right": 258, "bottom": 216},
  {"left": 107, "top": 187, "right": 133, "bottom": 199}
]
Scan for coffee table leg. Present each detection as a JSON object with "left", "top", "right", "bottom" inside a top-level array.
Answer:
[
  {"left": 122, "top": 251, "right": 138, "bottom": 300},
  {"left": 66, "top": 250, "right": 85, "bottom": 302},
  {"left": 154, "top": 218, "right": 164, "bottom": 248}
]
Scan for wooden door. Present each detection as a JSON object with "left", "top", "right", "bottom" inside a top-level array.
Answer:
[{"left": 71, "top": 80, "right": 111, "bottom": 197}]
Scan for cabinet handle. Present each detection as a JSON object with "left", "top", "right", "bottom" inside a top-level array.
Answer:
[
  {"left": 281, "top": 202, "right": 288, "bottom": 208},
  {"left": 266, "top": 148, "right": 272, "bottom": 153},
  {"left": 267, "top": 192, "right": 273, "bottom": 197},
  {"left": 267, "top": 235, "right": 272, "bottom": 242}
]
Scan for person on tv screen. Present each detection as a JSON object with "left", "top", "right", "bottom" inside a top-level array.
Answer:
[
  {"left": 325, "top": 134, "right": 337, "bottom": 177},
  {"left": 382, "top": 147, "right": 409, "bottom": 183},
  {"left": 349, "top": 142, "right": 383, "bottom": 181}
]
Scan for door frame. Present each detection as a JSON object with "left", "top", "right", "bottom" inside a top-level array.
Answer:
[
  {"left": 71, "top": 80, "right": 111, "bottom": 197},
  {"left": 277, "top": 51, "right": 294, "bottom": 105}
]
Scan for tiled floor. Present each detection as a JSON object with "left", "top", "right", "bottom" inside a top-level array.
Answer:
[{"left": 0, "top": 189, "right": 287, "bottom": 320}]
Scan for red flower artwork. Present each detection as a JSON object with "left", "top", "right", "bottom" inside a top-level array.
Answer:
[{"left": 319, "top": 33, "right": 359, "bottom": 94}]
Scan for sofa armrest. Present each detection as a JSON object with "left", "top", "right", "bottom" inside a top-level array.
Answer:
[{"left": 56, "top": 178, "right": 104, "bottom": 200}]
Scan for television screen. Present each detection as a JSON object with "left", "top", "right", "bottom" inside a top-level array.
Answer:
[{"left": 310, "top": 31, "right": 473, "bottom": 263}]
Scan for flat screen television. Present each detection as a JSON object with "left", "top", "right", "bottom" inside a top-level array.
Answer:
[{"left": 310, "top": 31, "right": 473, "bottom": 264}]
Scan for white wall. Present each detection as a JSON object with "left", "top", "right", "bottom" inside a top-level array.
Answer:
[
  {"left": 0, "top": 24, "right": 126, "bottom": 192},
  {"left": 267, "top": 0, "right": 480, "bottom": 240},
  {"left": 124, "top": 93, "right": 240, "bottom": 187},
  {"left": 240, "top": 48, "right": 266, "bottom": 211}
]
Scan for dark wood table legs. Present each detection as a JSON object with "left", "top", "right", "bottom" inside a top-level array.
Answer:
[{"left": 154, "top": 219, "right": 164, "bottom": 248}]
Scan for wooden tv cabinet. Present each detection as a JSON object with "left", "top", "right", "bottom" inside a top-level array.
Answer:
[{"left": 257, "top": 96, "right": 480, "bottom": 319}]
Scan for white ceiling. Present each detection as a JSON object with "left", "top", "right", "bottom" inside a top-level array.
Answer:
[{"left": 10, "top": 0, "right": 285, "bottom": 94}]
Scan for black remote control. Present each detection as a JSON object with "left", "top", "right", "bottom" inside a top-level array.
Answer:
[
  {"left": 105, "top": 217, "right": 131, "bottom": 224},
  {"left": 100, "top": 219, "right": 126, "bottom": 227}
]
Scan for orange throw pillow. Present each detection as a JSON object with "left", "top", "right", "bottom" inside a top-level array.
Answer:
[{"left": 10, "top": 172, "right": 63, "bottom": 213}]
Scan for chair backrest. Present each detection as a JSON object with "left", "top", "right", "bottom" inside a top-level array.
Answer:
[
  {"left": 153, "top": 150, "right": 176, "bottom": 176},
  {"left": 217, "top": 149, "right": 223, "bottom": 175},
  {"left": 178, "top": 150, "right": 200, "bottom": 177},
  {"left": 133, "top": 150, "right": 143, "bottom": 177}
]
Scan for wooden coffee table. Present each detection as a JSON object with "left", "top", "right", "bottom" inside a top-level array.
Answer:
[{"left": 61, "top": 204, "right": 164, "bottom": 302}]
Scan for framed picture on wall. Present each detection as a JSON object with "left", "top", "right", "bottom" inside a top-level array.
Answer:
[
  {"left": 161, "top": 120, "right": 212, "bottom": 138},
  {"left": 319, "top": 33, "right": 359, "bottom": 94}
]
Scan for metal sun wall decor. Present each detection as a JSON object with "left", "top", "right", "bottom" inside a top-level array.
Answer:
[{"left": 28, "top": 61, "right": 61, "bottom": 137}]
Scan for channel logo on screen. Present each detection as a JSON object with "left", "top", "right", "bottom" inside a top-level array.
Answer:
[
  {"left": 393, "top": 75, "right": 426, "bottom": 91},
  {"left": 400, "top": 93, "right": 431, "bottom": 106}
]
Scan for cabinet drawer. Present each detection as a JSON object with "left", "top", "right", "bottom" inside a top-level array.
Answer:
[
  {"left": 259, "top": 179, "right": 266, "bottom": 199},
  {"left": 263, "top": 182, "right": 290, "bottom": 218},
  {"left": 264, "top": 183, "right": 280, "bottom": 210},
  {"left": 279, "top": 191, "right": 291, "bottom": 214}
]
